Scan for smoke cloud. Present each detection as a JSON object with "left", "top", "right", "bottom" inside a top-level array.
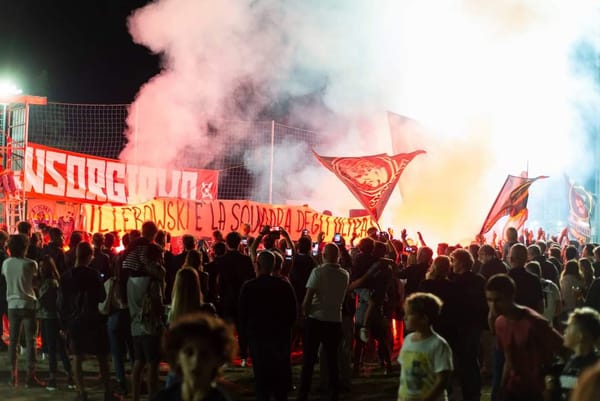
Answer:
[{"left": 122, "top": 0, "right": 599, "bottom": 243}]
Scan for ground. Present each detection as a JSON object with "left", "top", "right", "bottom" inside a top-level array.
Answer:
[{"left": 0, "top": 350, "right": 492, "bottom": 401}]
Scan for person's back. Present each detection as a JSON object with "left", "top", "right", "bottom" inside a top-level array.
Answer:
[
  {"left": 509, "top": 245, "right": 543, "bottom": 312},
  {"left": 3, "top": 255, "right": 38, "bottom": 310},
  {"left": 90, "top": 247, "right": 112, "bottom": 282},
  {"left": 479, "top": 256, "right": 508, "bottom": 281},
  {"left": 306, "top": 262, "right": 349, "bottom": 322},
  {"left": 60, "top": 264, "right": 105, "bottom": 324},
  {"left": 289, "top": 252, "right": 317, "bottom": 307},
  {"left": 218, "top": 249, "right": 254, "bottom": 319}
]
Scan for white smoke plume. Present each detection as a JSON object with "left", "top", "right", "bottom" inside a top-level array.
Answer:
[{"left": 122, "top": 0, "right": 599, "bottom": 243}]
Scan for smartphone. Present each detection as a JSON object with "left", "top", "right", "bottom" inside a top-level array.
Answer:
[
  {"left": 285, "top": 248, "right": 292, "bottom": 257},
  {"left": 302, "top": 229, "right": 309, "bottom": 236},
  {"left": 241, "top": 238, "right": 248, "bottom": 246},
  {"left": 333, "top": 233, "right": 342, "bottom": 243},
  {"left": 312, "top": 242, "right": 319, "bottom": 256},
  {"left": 271, "top": 226, "right": 280, "bottom": 231}
]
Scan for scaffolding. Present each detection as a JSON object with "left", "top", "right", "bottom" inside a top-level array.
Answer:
[{"left": 0, "top": 95, "right": 47, "bottom": 233}]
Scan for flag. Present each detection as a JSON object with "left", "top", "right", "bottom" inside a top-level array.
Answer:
[
  {"left": 566, "top": 176, "right": 593, "bottom": 242},
  {"left": 313, "top": 150, "right": 425, "bottom": 222},
  {"left": 387, "top": 111, "right": 429, "bottom": 155},
  {"left": 480, "top": 175, "right": 547, "bottom": 235}
]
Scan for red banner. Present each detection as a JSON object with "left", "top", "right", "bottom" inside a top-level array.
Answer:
[
  {"left": 480, "top": 175, "right": 547, "bottom": 234},
  {"left": 23, "top": 143, "right": 218, "bottom": 205},
  {"left": 313, "top": 150, "right": 425, "bottom": 222}
]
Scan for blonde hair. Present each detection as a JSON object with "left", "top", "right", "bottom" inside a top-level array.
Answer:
[{"left": 169, "top": 267, "right": 203, "bottom": 323}]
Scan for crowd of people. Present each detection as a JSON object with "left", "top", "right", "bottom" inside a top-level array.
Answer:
[{"left": 1, "top": 220, "right": 600, "bottom": 401}]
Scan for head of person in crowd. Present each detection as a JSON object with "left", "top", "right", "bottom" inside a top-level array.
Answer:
[
  {"left": 0, "top": 230, "right": 8, "bottom": 249},
  {"left": 212, "top": 230, "right": 224, "bottom": 243},
  {"left": 241, "top": 223, "right": 251, "bottom": 237},
  {"left": 582, "top": 243, "right": 595, "bottom": 259},
  {"left": 146, "top": 242, "right": 164, "bottom": 265},
  {"left": 527, "top": 244, "right": 542, "bottom": 262},
  {"left": 404, "top": 292, "right": 443, "bottom": 332},
  {"left": 563, "top": 307, "right": 600, "bottom": 354},
  {"left": 225, "top": 231, "right": 242, "bottom": 251},
  {"left": 92, "top": 232, "right": 104, "bottom": 249},
  {"left": 170, "top": 267, "right": 203, "bottom": 323},
  {"left": 68, "top": 231, "right": 83, "bottom": 250},
  {"left": 445, "top": 245, "right": 457, "bottom": 256},
  {"left": 181, "top": 234, "right": 196, "bottom": 252},
  {"left": 212, "top": 241, "right": 227, "bottom": 258},
  {"left": 17, "top": 221, "right": 32, "bottom": 237},
  {"left": 49, "top": 227, "right": 64, "bottom": 247},
  {"left": 437, "top": 243, "right": 448, "bottom": 257},
  {"left": 263, "top": 231, "right": 277, "bottom": 250},
  {"left": 416, "top": 246, "right": 434, "bottom": 266},
  {"left": 75, "top": 241, "right": 93, "bottom": 267},
  {"left": 297, "top": 236, "right": 311, "bottom": 255},
  {"left": 478, "top": 244, "right": 497, "bottom": 264},
  {"left": 525, "top": 261, "right": 542, "bottom": 279},
  {"left": 565, "top": 245, "right": 579, "bottom": 262},
  {"left": 593, "top": 246, "right": 600, "bottom": 263},
  {"left": 121, "top": 233, "right": 131, "bottom": 250},
  {"left": 563, "top": 260, "right": 583, "bottom": 280},
  {"left": 485, "top": 274, "right": 516, "bottom": 316},
  {"left": 451, "top": 248, "right": 474, "bottom": 274},
  {"left": 30, "top": 231, "right": 42, "bottom": 249},
  {"left": 505, "top": 226, "right": 518, "bottom": 243},
  {"left": 367, "top": 227, "right": 378, "bottom": 241},
  {"left": 39, "top": 254, "right": 60, "bottom": 281},
  {"left": 142, "top": 221, "right": 158, "bottom": 242},
  {"left": 323, "top": 243, "right": 340, "bottom": 264},
  {"left": 536, "top": 240, "right": 548, "bottom": 256},
  {"left": 569, "top": 360, "right": 600, "bottom": 401},
  {"left": 509, "top": 243, "right": 528, "bottom": 269},
  {"left": 8, "top": 234, "right": 28, "bottom": 258},
  {"left": 162, "top": 313, "right": 236, "bottom": 393},
  {"left": 549, "top": 246, "right": 562, "bottom": 261},
  {"left": 104, "top": 232, "right": 115, "bottom": 250},
  {"left": 129, "top": 229, "right": 141, "bottom": 244},
  {"left": 256, "top": 251, "right": 276, "bottom": 276},
  {"left": 184, "top": 250, "right": 203, "bottom": 272},
  {"left": 428, "top": 256, "right": 451, "bottom": 280},
  {"left": 468, "top": 243, "right": 480, "bottom": 261},
  {"left": 155, "top": 230, "right": 169, "bottom": 249},
  {"left": 358, "top": 237, "right": 375, "bottom": 255}
]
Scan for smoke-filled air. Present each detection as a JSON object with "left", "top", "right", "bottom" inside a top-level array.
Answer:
[{"left": 121, "top": 0, "right": 599, "bottom": 245}]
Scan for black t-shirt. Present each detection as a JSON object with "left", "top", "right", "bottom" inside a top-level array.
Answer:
[
  {"left": 59, "top": 266, "right": 106, "bottom": 323},
  {"left": 153, "top": 384, "right": 231, "bottom": 401},
  {"left": 419, "top": 278, "right": 460, "bottom": 340},
  {"left": 479, "top": 258, "right": 508, "bottom": 281},
  {"left": 509, "top": 267, "right": 544, "bottom": 311},
  {"left": 218, "top": 251, "right": 255, "bottom": 318},
  {"left": 369, "top": 259, "right": 394, "bottom": 307},
  {"left": 89, "top": 248, "right": 112, "bottom": 282},
  {"left": 398, "top": 262, "right": 429, "bottom": 296},
  {"left": 452, "top": 271, "right": 488, "bottom": 330},
  {"left": 559, "top": 351, "right": 600, "bottom": 401},
  {"left": 289, "top": 253, "right": 316, "bottom": 305}
]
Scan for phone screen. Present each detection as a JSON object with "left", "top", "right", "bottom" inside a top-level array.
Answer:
[
  {"left": 334, "top": 233, "right": 341, "bottom": 243},
  {"left": 285, "top": 248, "right": 292, "bottom": 257},
  {"left": 241, "top": 238, "right": 248, "bottom": 246},
  {"left": 312, "top": 242, "right": 319, "bottom": 256}
]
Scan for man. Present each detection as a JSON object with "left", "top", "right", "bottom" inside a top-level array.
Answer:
[
  {"left": 2, "top": 234, "right": 43, "bottom": 387},
  {"left": 90, "top": 232, "right": 112, "bottom": 282},
  {"left": 239, "top": 251, "right": 297, "bottom": 401},
  {"left": 398, "top": 246, "right": 434, "bottom": 296},
  {"left": 527, "top": 244, "right": 559, "bottom": 287},
  {"left": 508, "top": 243, "right": 544, "bottom": 313},
  {"left": 43, "top": 227, "right": 67, "bottom": 275},
  {"left": 486, "top": 274, "right": 562, "bottom": 401},
  {"left": 450, "top": 248, "right": 487, "bottom": 401},
  {"left": 478, "top": 244, "right": 509, "bottom": 281},
  {"left": 502, "top": 227, "right": 519, "bottom": 264},
  {"left": 289, "top": 236, "right": 317, "bottom": 315},
  {"left": 59, "top": 241, "right": 119, "bottom": 401},
  {"left": 123, "top": 221, "right": 164, "bottom": 401},
  {"left": 298, "top": 243, "right": 349, "bottom": 401},
  {"left": 165, "top": 234, "right": 196, "bottom": 303},
  {"left": 203, "top": 241, "right": 226, "bottom": 305}
]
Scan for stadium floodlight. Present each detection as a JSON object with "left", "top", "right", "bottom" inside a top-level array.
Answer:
[{"left": 0, "top": 80, "right": 23, "bottom": 98}]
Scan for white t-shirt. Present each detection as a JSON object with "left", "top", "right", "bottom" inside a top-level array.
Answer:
[
  {"left": 2, "top": 257, "right": 38, "bottom": 310},
  {"left": 541, "top": 279, "right": 561, "bottom": 323},
  {"left": 397, "top": 332, "right": 453, "bottom": 401},
  {"left": 305, "top": 263, "right": 349, "bottom": 323}
]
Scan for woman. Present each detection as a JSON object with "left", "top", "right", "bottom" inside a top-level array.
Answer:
[
  {"left": 561, "top": 260, "right": 585, "bottom": 315},
  {"left": 37, "top": 255, "right": 74, "bottom": 390},
  {"left": 579, "top": 258, "right": 595, "bottom": 294},
  {"left": 166, "top": 267, "right": 216, "bottom": 388},
  {"left": 182, "top": 250, "right": 209, "bottom": 298},
  {"left": 153, "top": 313, "right": 235, "bottom": 401}
]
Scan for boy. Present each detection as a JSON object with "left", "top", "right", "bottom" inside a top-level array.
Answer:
[
  {"left": 548, "top": 307, "right": 600, "bottom": 401},
  {"left": 397, "top": 292, "right": 453, "bottom": 401},
  {"left": 486, "top": 274, "right": 563, "bottom": 401}
]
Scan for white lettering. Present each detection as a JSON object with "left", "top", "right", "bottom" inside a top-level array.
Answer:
[
  {"left": 24, "top": 147, "right": 45, "bottom": 193},
  {"left": 44, "top": 151, "right": 66, "bottom": 197},
  {"left": 65, "top": 155, "right": 86, "bottom": 199},
  {"left": 106, "top": 161, "right": 126, "bottom": 204},
  {"left": 157, "top": 169, "right": 180, "bottom": 198},
  {"left": 86, "top": 158, "right": 107, "bottom": 202},
  {"left": 181, "top": 171, "right": 198, "bottom": 200}
]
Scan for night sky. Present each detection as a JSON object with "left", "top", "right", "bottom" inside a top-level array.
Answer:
[{"left": 0, "top": 0, "right": 160, "bottom": 103}]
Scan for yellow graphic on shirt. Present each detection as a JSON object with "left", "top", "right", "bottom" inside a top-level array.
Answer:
[{"left": 399, "top": 350, "right": 436, "bottom": 399}]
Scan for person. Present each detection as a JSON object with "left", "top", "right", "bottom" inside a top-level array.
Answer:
[
  {"left": 546, "top": 307, "right": 600, "bottom": 401},
  {"left": 239, "top": 251, "right": 297, "bottom": 401},
  {"left": 2, "top": 233, "right": 43, "bottom": 387},
  {"left": 43, "top": 227, "right": 67, "bottom": 275},
  {"left": 478, "top": 244, "right": 508, "bottom": 281},
  {"left": 153, "top": 313, "right": 235, "bottom": 401},
  {"left": 527, "top": 244, "right": 560, "bottom": 286},
  {"left": 59, "top": 241, "right": 119, "bottom": 401},
  {"left": 568, "top": 360, "right": 600, "bottom": 401},
  {"left": 398, "top": 246, "right": 434, "bottom": 297},
  {"left": 166, "top": 234, "right": 196, "bottom": 304},
  {"left": 397, "top": 292, "right": 453, "bottom": 401},
  {"left": 561, "top": 260, "right": 585, "bottom": 316},
  {"left": 203, "top": 241, "right": 226, "bottom": 305},
  {"left": 166, "top": 267, "right": 216, "bottom": 389},
  {"left": 592, "top": 246, "right": 600, "bottom": 278},
  {"left": 578, "top": 258, "right": 594, "bottom": 293},
  {"left": 508, "top": 243, "right": 544, "bottom": 313},
  {"left": 502, "top": 227, "right": 519, "bottom": 264},
  {"left": 182, "top": 250, "right": 209, "bottom": 298},
  {"left": 219, "top": 231, "right": 255, "bottom": 366},
  {"left": 0, "top": 230, "right": 8, "bottom": 351},
  {"left": 298, "top": 243, "right": 349, "bottom": 401},
  {"left": 525, "top": 261, "right": 562, "bottom": 326},
  {"left": 486, "top": 274, "right": 563, "bottom": 401},
  {"left": 37, "top": 255, "right": 74, "bottom": 390},
  {"left": 288, "top": 235, "right": 317, "bottom": 341},
  {"left": 90, "top": 232, "right": 112, "bottom": 282},
  {"left": 65, "top": 231, "right": 84, "bottom": 272}
]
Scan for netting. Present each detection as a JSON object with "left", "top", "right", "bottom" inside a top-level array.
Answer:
[{"left": 26, "top": 102, "right": 321, "bottom": 203}]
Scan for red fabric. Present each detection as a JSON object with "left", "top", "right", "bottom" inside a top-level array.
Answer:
[
  {"left": 313, "top": 150, "right": 425, "bottom": 222},
  {"left": 495, "top": 307, "right": 562, "bottom": 397}
]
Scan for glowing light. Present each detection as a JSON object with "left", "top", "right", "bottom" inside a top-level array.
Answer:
[{"left": 0, "top": 80, "right": 23, "bottom": 98}]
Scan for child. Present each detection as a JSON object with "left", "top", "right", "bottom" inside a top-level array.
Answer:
[
  {"left": 486, "top": 274, "right": 563, "bottom": 401},
  {"left": 397, "top": 292, "right": 453, "bottom": 401},
  {"left": 548, "top": 307, "right": 600, "bottom": 401}
]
